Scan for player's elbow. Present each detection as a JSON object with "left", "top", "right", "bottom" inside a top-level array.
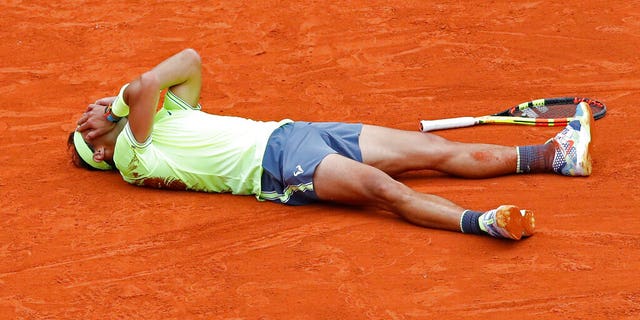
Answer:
[
  {"left": 124, "top": 71, "right": 161, "bottom": 105},
  {"left": 138, "top": 70, "right": 161, "bottom": 91}
]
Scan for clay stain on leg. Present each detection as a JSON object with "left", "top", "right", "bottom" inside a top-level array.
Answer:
[{"left": 471, "top": 151, "right": 494, "bottom": 163}]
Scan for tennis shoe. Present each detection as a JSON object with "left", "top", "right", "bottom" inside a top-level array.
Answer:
[
  {"left": 479, "top": 205, "right": 525, "bottom": 240},
  {"left": 548, "top": 102, "right": 593, "bottom": 176}
]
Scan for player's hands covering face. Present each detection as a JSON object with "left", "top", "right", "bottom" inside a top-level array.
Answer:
[{"left": 76, "top": 96, "right": 118, "bottom": 141}]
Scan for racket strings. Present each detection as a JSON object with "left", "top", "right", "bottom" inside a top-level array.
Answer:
[{"left": 512, "top": 104, "right": 577, "bottom": 119}]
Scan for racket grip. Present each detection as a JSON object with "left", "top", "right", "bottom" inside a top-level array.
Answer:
[{"left": 419, "top": 117, "right": 477, "bottom": 132}]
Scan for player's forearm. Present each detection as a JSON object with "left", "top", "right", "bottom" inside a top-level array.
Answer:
[
  {"left": 77, "top": 49, "right": 202, "bottom": 144},
  {"left": 117, "top": 49, "right": 202, "bottom": 143},
  {"left": 121, "top": 49, "right": 201, "bottom": 111},
  {"left": 122, "top": 72, "right": 160, "bottom": 142}
]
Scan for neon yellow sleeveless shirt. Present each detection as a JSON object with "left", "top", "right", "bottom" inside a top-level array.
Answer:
[{"left": 113, "top": 91, "right": 291, "bottom": 196}]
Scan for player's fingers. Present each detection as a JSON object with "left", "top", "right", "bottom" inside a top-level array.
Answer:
[
  {"left": 85, "top": 129, "right": 95, "bottom": 140},
  {"left": 86, "top": 127, "right": 109, "bottom": 141},
  {"left": 76, "top": 121, "right": 87, "bottom": 132},
  {"left": 78, "top": 117, "right": 99, "bottom": 131},
  {"left": 84, "top": 104, "right": 97, "bottom": 113},
  {"left": 84, "top": 124, "right": 102, "bottom": 140},
  {"left": 76, "top": 113, "right": 88, "bottom": 126},
  {"left": 95, "top": 96, "right": 116, "bottom": 106}
]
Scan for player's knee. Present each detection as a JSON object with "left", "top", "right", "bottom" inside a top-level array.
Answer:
[
  {"left": 422, "top": 136, "right": 462, "bottom": 166},
  {"left": 365, "top": 175, "right": 411, "bottom": 207}
]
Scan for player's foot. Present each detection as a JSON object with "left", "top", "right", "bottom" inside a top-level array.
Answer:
[
  {"left": 520, "top": 209, "right": 535, "bottom": 237},
  {"left": 548, "top": 102, "right": 594, "bottom": 176},
  {"left": 479, "top": 205, "right": 525, "bottom": 240}
]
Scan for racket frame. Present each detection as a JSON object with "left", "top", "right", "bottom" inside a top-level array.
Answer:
[{"left": 419, "top": 97, "right": 606, "bottom": 132}]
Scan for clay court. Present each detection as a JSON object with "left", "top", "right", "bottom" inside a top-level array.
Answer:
[{"left": 1, "top": 1, "right": 639, "bottom": 319}]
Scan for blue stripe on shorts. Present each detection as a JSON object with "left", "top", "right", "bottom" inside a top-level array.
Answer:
[{"left": 259, "top": 122, "right": 363, "bottom": 205}]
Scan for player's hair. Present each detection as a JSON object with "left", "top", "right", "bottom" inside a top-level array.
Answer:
[{"left": 66, "top": 132, "right": 116, "bottom": 171}]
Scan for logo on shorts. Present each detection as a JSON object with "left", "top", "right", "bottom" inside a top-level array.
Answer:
[{"left": 293, "top": 165, "right": 304, "bottom": 177}]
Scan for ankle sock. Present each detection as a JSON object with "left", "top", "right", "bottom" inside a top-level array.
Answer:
[
  {"left": 516, "top": 144, "right": 553, "bottom": 173},
  {"left": 460, "top": 210, "right": 483, "bottom": 235}
]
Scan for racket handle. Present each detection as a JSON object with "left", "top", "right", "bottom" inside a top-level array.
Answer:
[{"left": 419, "top": 117, "right": 477, "bottom": 132}]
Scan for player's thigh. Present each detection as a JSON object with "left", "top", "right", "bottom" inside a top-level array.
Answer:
[
  {"left": 313, "top": 153, "right": 407, "bottom": 207},
  {"left": 359, "top": 124, "right": 452, "bottom": 173}
]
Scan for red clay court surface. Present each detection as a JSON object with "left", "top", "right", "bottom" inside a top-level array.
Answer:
[{"left": 1, "top": 1, "right": 639, "bottom": 319}]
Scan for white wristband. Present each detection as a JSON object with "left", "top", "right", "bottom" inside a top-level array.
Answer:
[{"left": 111, "top": 83, "right": 130, "bottom": 118}]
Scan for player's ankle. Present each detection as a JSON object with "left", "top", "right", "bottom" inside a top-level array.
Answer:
[
  {"left": 459, "top": 210, "right": 483, "bottom": 235},
  {"left": 516, "top": 143, "right": 555, "bottom": 173}
]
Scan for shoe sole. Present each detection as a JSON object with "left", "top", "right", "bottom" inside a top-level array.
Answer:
[
  {"left": 520, "top": 209, "right": 536, "bottom": 237},
  {"left": 496, "top": 205, "right": 524, "bottom": 240},
  {"left": 576, "top": 102, "right": 594, "bottom": 176}
]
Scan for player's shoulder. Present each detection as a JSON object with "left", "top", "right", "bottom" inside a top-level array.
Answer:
[{"left": 115, "top": 122, "right": 152, "bottom": 154}]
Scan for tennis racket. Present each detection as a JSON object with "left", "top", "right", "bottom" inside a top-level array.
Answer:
[{"left": 419, "top": 97, "right": 606, "bottom": 132}]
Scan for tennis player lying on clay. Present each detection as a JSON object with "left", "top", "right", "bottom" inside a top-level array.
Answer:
[{"left": 68, "top": 48, "right": 595, "bottom": 240}]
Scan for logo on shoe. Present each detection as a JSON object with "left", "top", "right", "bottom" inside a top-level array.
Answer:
[
  {"left": 558, "top": 140, "right": 574, "bottom": 160},
  {"left": 566, "top": 140, "right": 574, "bottom": 153}
]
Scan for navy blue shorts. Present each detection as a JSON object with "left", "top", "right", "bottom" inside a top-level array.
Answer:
[{"left": 259, "top": 122, "right": 363, "bottom": 205}]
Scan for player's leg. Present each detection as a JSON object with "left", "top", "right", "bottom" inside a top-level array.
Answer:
[
  {"left": 313, "top": 154, "right": 530, "bottom": 239},
  {"left": 359, "top": 101, "right": 593, "bottom": 178},
  {"left": 314, "top": 153, "right": 463, "bottom": 231},
  {"left": 359, "top": 125, "right": 518, "bottom": 178}
]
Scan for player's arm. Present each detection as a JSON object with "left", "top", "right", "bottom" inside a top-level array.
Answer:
[
  {"left": 77, "top": 48, "right": 202, "bottom": 143},
  {"left": 121, "top": 48, "right": 202, "bottom": 143}
]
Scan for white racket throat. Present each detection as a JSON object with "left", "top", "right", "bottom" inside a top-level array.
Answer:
[{"left": 419, "top": 117, "right": 477, "bottom": 132}]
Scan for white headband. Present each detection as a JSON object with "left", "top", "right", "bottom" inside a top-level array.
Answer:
[{"left": 73, "top": 131, "right": 112, "bottom": 170}]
